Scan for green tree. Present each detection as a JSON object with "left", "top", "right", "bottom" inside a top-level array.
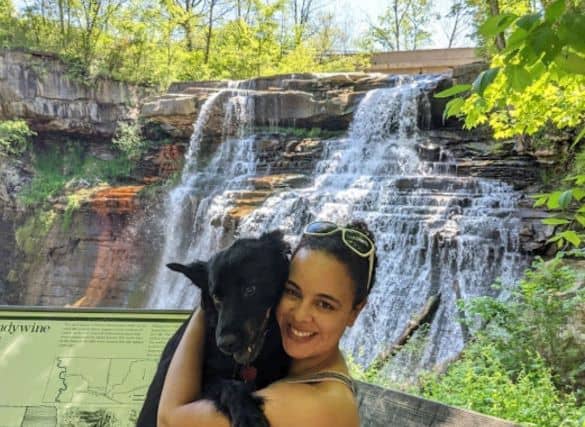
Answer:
[
  {"left": 366, "top": 0, "right": 432, "bottom": 51},
  {"left": 438, "top": 1, "right": 584, "bottom": 140},
  {"left": 0, "top": 0, "right": 17, "bottom": 47}
]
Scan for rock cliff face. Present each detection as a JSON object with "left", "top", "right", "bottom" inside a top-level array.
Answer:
[
  {"left": 0, "top": 50, "right": 556, "bottom": 308},
  {"left": 0, "top": 49, "right": 151, "bottom": 136},
  {"left": 141, "top": 73, "right": 393, "bottom": 139}
]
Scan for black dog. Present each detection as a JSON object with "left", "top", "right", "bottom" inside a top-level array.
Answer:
[{"left": 137, "top": 231, "right": 290, "bottom": 427}]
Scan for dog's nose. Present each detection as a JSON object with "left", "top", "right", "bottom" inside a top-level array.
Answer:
[{"left": 217, "top": 333, "right": 241, "bottom": 354}]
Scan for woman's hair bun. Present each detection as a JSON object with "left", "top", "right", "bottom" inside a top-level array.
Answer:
[{"left": 347, "top": 220, "right": 375, "bottom": 243}]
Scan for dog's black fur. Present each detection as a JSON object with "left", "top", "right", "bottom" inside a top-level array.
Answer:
[{"left": 137, "top": 231, "right": 290, "bottom": 427}]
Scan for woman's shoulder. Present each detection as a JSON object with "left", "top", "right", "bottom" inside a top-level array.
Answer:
[{"left": 257, "top": 376, "right": 359, "bottom": 427}]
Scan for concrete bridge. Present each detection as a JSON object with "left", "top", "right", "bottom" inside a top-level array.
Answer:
[{"left": 367, "top": 47, "right": 482, "bottom": 74}]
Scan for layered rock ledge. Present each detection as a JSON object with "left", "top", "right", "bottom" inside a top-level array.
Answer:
[{"left": 0, "top": 49, "right": 151, "bottom": 136}]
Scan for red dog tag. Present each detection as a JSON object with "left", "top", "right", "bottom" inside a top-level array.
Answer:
[{"left": 240, "top": 365, "right": 257, "bottom": 382}]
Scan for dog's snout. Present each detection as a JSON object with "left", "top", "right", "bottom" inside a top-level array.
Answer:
[{"left": 217, "top": 333, "right": 241, "bottom": 354}]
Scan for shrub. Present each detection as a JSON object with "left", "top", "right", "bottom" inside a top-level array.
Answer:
[
  {"left": 19, "top": 140, "right": 133, "bottom": 206},
  {"left": 421, "top": 344, "right": 584, "bottom": 426},
  {"left": 112, "top": 121, "right": 147, "bottom": 161},
  {"left": 0, "top": 120, "right": 35, "bottom": 155},
  {"left": 462, "top": 256, "right": 585, "bottom": 400}
]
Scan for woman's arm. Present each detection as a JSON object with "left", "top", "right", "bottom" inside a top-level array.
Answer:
[
  {"left": 160, "top": 371, "right": 358, "bottom": 427},
  {"left": 258, "top": 381, "right": 359, "bottom": 427},
  {"left": 158, "top": 308, "right": 230, "bottom": 427}
]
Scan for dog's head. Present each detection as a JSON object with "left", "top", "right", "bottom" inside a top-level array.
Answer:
[{"left": 167, "top": 230, "right": 290, "bottom": 365}]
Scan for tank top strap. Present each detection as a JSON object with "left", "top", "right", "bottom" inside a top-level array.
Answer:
[{"left": 283, "top": 371, "right": 356, "bottom": 395}]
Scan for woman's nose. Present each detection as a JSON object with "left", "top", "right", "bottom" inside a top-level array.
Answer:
[{"left": 292, "top": 301, "right": 312, "bottom": 323}]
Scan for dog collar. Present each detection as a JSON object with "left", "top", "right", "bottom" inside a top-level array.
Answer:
[{"left": 240, "top": 365, "right": 257, "bottom": 382}]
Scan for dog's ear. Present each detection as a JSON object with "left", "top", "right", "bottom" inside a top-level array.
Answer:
[
  {"left": 260, "top": 230, "right": 291, "bottom": 258},
  {"left": 166, "top": 261, "right": 209, "bottom": 289}
]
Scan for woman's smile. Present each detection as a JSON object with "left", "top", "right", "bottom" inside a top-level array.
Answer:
[{"left": 289, "top": 325, "right": 316, "bottom": 338}]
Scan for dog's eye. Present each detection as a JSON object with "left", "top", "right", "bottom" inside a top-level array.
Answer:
[{"left": 243, "top": 285, "right": 256, "bottom": 297}]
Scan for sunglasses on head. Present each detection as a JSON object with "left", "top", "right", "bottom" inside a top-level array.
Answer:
[{"left": 303, "top": 221, "right": 375, "bottom": 291}]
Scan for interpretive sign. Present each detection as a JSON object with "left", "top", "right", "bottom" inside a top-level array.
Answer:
[{"left": 0, "top": 307, "right": 188, "bottom": 427}]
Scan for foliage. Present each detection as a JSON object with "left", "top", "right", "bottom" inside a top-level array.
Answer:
[
  {"left": 437, "top": 1, "right": 584, "bottom": 140},
  {"left": 365, "top": 0, "right": 433, "bottom": 51},
  {"left": 15, "top": 209, "right": 57, "bottom": 255},
  {"left": 435, "top": 1, "right": 585, "bottom": 249},
  {"left": 462, "top": 256, "right": 585, "bottom": 401},
  {"left": 0, "top": 120, "right": 36, "bottom": 156},
  {"left": 0, "top": 0, "right": 16, "bottom": 48},
  {"left": 420, "top": 256, "right": 585, "bottom": 425},
  {"left": 347, "top": 325, "right": 431, "bottom": 392},
  {"left": 112, "top": 121, "right": 147, "bottom": 161},
  {"left": 0, "top": 0, "right": 364, "bottom": 86},
  {"left": 19, "top": 140, "right": 132, "bottom": 207},
  {"left": 530, "top": 174, "right": 585, "bottom": 249},
  {"left": 421, "top": 344, "right": 584, "bottom": 426}
]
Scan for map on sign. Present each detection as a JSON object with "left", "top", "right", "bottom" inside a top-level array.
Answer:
[
  {"left": 0, "top": 308, "right": 188, "bottom": 427},
  {"left": 43, "top": 357, "right": 156, "bottom": 404}
]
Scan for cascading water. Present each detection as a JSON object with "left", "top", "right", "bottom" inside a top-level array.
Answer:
[
  {"left": 148, "top": 85, "right": 257, "bottom": 308},
  {"left": 147, "top": 74, "right": 528, "bottom": 377}
]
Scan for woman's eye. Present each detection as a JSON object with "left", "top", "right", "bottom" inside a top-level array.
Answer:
[
  {"left": 212, "top": 294, "right": 221, "bottom": 306},
  {"left": 317, "top": 300, "right": 334, "bottom": 311},
  {"left": 284, "top": 287, "right": 300, "bottom": 298},
  {"left": 243, "top": 285, "right": 256, "bottom": 297}
]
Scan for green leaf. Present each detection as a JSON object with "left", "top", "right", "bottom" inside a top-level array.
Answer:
[
  {"left": 516, "top": 13, "right": 541, "bottom": 32},
  {"left": 560, "top": 230, "right": 581, "bottom": 247},
  {"left": 506, "top": 65, "right": 531, "bottom": 91},
  {"left": 547, "top": 191, "right": 563, "bottom": 209},
  {"left": 544, "top": 0, "right": 565, "bottom": 23},
  {"left": 506, "top": 27, "right": 529, "bottom": 50},
  {"left": 443, "top": 97, "right": 465, "bottom": 120},
  {"left": 559, "top": 14, "right": 585, "bottom": 54},
  {"left": 572, "top": 188, "right": 585, "bottom": 201},
  {"left": 434, "top": 84, "right": 472, "bottom": 98},
  {"left": 528, "top": 27, "right": 561, "bottom": 65},
  {"left": 533, "top": 196, "right": 547, "bottom": 207},
  {"left": 573, "top": 175, "right": 585, "bottom": 186},
  {"left": 471, "top": 68, "right": 500, "bottom": 96},
  {"left": 571, "top": 127, "right": 585, "bottom": 149},
  {"left": 559, "top": 190, "right": 573, "bottom": 209},
  {"left": 575, "top": 215, "right": 585, "bottom": 227},
  {"left": 542, "top": 218, "right": 570, "bottom": 225},
  {"left": 555, "top": 51, "right": 585, "bottom": 75},
  {"left": 480, "top": 14, "right": 517, "bottom": 38}
]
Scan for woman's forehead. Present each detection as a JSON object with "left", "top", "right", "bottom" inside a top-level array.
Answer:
[{"left": 290, "top": 248, "right": 354, "bottom": 298}]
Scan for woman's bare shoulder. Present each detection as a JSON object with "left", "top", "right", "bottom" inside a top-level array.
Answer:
[{"left": 257, "top": 380, "right": 359, "bottom": 427}]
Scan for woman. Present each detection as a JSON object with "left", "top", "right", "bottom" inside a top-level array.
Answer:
[{"left": 158, "top": 220, "right": 378, "bottom": 427}]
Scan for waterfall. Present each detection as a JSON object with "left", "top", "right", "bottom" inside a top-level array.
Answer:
[
  {"left": 147, "top": 86, "right": 257, "bottom": 308},
  {"left": 147, "top": 74, "right": 528, "bottom": 377}
]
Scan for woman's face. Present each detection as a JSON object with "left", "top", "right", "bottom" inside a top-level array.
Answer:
[{"left": 276, "top": 248, "right": 364, "bottom": 361}]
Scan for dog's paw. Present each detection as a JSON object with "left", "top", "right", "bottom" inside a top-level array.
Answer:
[{"left": 206, "top": 380, "right": 270, "bottom": 427}]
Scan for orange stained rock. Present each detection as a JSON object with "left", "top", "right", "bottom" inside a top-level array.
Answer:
[
  {"left": 90, "top": 185, "right": 144, "bottom": 216},
  {"left": 72, "top": 185, "right": 143, "bottom": 307}
]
